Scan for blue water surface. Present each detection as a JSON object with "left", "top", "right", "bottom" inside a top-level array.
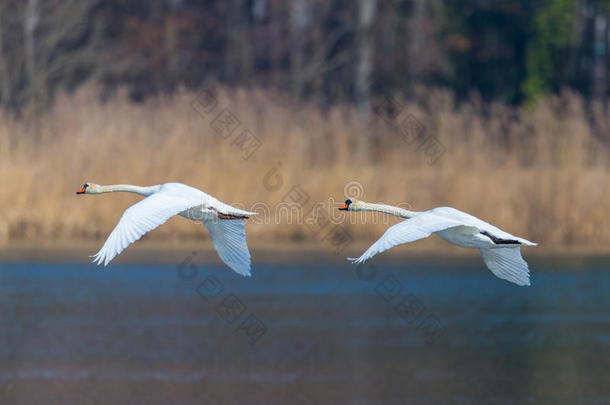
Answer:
[{"left": 0, "top": 256, "right": 608, "bottom": 404}]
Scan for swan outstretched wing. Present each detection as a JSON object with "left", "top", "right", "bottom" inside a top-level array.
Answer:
[
  {"left": 203, "top": 219, "right": 252, "bottom": 276},
  {"left": 479, "top": 247, "right": 531, "bottom": 286},
  {"left": 92, "top": 191, "right": 201, "bottom": 266},
  {"left": 349, "top": 212, "right": 467, "bottom": 264}
]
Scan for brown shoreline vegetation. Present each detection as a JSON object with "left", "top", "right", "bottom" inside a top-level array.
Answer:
[{"left": 1, "top": 85, "right": 609, "bottom": 251}]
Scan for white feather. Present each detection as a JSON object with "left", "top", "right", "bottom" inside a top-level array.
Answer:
[
  {"left": 346, "top": 202, "right": 537, "bottom": 286},
  {"left": 92, "top": 190, "right": 200, "bottom": 266},
  {"left": 349, "top": 212, "right": 464, "bottom": 264},
  {"left": 203, "top": 219, "right": 252, "bottom": 276},
  {"left": 89, "top": 182, "right": 256, "bottom": 276},
  {"left": 479, "top": 247, "right": 531, "bottom": 286}
]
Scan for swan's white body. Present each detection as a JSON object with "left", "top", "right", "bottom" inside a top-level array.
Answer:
[
  {"left": 77, "top": 182, "right": 257, "bottom": 276},
  {"left": 341, "top": 200, "right": 536, "bottom": 286}
]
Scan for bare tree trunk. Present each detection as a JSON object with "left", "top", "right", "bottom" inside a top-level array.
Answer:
[
  {"left": 408, "top": 0, "right": 446, "bottom": 91},
  {"left": 409, "top": 0, "right": 426, "bottom": 84},
  {"left": 592, "top": 10, "right": 606, "bottom": 101},
  {"left": 0, "top": 5, "right": 12, "bottom": 106},
  {"left": 290, "top": 0, "right": 308, "bottom": 100},
  {"left": 225, "top": 0, "right": 252, "bottom": 83},
  {"left": 603, "top": 12, "right": 610, "bottom": 114},
  {"left": 579, "top": 0, "right": 597, "bottom": 136},
  {"left": 355, "top": 0, "right": 377, "bottom": 161},
  {"left": 268, "top": 1, "right": 283, "bottom": 86},
  {"left": 164, "top": 13, "right": 178, "bottom": 89},
  {"left": 24, "top": 0, "right": 40, "bottom": 105},
  {"left": 355, "top": 0, "right": 376, "bottom": 117}
]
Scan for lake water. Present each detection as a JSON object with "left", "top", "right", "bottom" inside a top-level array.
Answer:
[{"left": 0, "top": 255, "right": 608, "bottom": 404}]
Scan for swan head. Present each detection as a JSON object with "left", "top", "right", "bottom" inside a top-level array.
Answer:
[
  {"left": 76, "top": 182, "right": 101, "bottom": 195},
  {"left": 339, "top": 199, "right": 364, "bottom": 211}
]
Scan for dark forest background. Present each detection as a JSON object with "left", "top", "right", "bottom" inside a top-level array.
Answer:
[{"left": 1, "top": 0, "right": 609, "bottom": 110}]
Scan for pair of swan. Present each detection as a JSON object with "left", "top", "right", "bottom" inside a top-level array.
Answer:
[{"left": 77, "top": 182, "right": 536, "bottom": 286}]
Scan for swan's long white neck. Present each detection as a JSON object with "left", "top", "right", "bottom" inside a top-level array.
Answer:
[
  {"left": 93, "top": 184, "right": 161, "bottom": 197},
  {"left": 355, "top": 202, "right": 418, "bottom": 219}
]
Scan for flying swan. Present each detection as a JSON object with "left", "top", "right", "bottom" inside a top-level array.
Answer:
[
  {"left": 339, "top": 199, "right": 537, "bottom": 286},
  {"left": 76, "top": 182, "right": 257, "bottom": 276}
]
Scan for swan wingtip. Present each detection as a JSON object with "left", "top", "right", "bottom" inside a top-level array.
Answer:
[{"left": 232, "top": 265, "right": 251, "bottom": 277}]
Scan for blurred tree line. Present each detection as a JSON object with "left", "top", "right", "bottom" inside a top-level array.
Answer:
[{"left": 0, "top": 0, "right": 609, "bottom": 111}]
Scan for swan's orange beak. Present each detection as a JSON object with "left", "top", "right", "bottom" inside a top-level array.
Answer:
[
  {"left": 338, "top": 204, "right": 349, "bottom": 211},
  {"left": 76, "top": 187, "right": 86, "bottom": 194}
]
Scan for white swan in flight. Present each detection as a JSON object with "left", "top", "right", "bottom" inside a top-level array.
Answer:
[
  {"left": 339, "top": 199, "right": 537, "bottom": 286},
  {"left": 76, "top": 182, "right": 257, "bottom": 276}
]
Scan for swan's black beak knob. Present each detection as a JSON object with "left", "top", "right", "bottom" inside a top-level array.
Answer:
[{"left": 338, "top": 199, "right": 351, "bottom": 211}]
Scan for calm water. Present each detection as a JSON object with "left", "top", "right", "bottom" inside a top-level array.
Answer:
[{"left": 0, "top": 256, "right": 608, "bottom": 404}]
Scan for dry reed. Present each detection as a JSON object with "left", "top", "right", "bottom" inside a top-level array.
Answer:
[{"left": 1, "top": 85, "right": 608, "bottom": 250}]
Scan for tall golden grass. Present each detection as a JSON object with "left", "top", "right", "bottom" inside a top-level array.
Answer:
[{"left": 1, "top": 85, "right": 608, "bottom": 250}]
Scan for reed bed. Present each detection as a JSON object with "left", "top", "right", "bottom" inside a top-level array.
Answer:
[{"left": 1, "top": 86, "right": 608, "bottom": 250}]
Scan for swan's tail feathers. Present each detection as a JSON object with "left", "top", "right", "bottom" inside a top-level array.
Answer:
[
  {"left": 516, "top": 237, "right": 537, "bottom": 246},
  {"left": 215, "top": 204, "right": 258, "bottom": 218},
  {"left": 479, "top": 247, "right": 531, "bottom": 286},
  {"left": 203, "top": 219, "right": 252, "bottom": 276},
  {"left": 226, "top": 209, "right": 258, "bottom": 217},
  {"left": 214, "top": 209, "right": 258, "bottom": 220}
]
